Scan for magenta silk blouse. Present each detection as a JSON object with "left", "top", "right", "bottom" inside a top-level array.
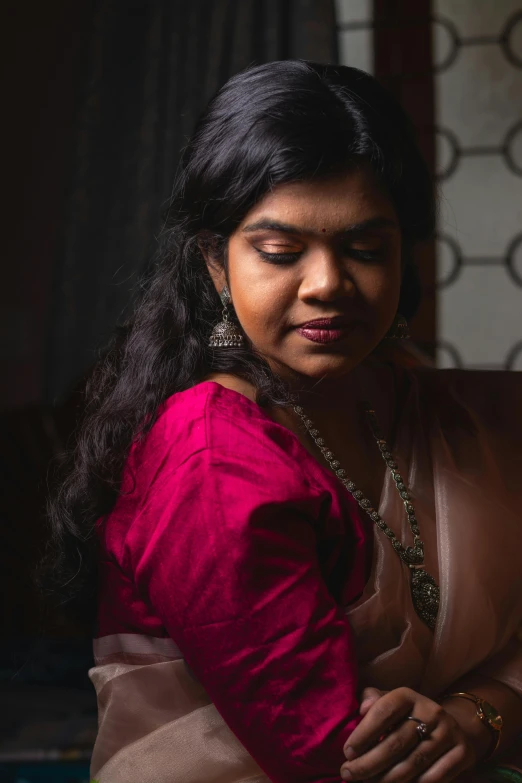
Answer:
[{"left": 94, "top": 380, "right": 373, "bottom": 782}]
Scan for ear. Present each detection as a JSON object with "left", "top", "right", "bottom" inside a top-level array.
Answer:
[{"left": 197, "top": 232, "right": 226, "bottom": 295}]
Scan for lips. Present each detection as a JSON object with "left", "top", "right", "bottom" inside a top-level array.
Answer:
[
  {"left": 296, "top": 316, "right": 350, "bottom": 329},
  {"left": 295, "top": 318, "right": 352, "bottom": 344}
]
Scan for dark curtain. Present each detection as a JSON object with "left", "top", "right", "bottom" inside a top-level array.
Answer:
[{"left": 45, "top": 0, "right": 338, "bottom": 403}]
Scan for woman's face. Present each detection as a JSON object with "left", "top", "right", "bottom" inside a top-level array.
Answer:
[{"left": 206, "top": 165, "right": 402, "bottom": 383}]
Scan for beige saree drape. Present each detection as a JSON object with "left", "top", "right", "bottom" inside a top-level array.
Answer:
[{"left": 89, "top": 369, "right": 522, "bottom": 781}]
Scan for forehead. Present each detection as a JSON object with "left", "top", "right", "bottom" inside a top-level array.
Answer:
[{"left": 239, "top": 166, "right": 397, "bottom": 231}]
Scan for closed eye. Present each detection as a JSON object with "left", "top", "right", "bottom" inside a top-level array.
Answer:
[
  {"left": 348, "top": 248, "right": 383, "bottom": 261},
  {"left": 255, "top": 247, "right": 384, "bottom": 264},
  {"left": 255, "top": 249, "right": 300, "bottom": 264}
]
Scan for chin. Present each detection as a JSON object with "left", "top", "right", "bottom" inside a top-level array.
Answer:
[
  {"left": 262, "top": 334, "right": 382, "bottom": 381},
  {"left": 280, "top": 352, "right": 367, "bottom": 381},
  {"left": 303, "top": 360, "right": 361, "bottom": 379},
  {"left": 300, "top": 337, "right": 382, "bottom": 375}
]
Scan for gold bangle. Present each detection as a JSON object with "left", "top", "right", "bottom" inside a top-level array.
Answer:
[{"left": 443, "top": 691, "right": 503, "bottom": 763}]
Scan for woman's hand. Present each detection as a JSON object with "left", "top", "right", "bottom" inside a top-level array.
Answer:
[{"left": 340, "top": 687, "right": 477, "bottom": 783}]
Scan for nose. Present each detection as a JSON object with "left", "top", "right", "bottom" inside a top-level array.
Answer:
[{"left": 297, "top": 248, "right": 355, "bottom": 302}]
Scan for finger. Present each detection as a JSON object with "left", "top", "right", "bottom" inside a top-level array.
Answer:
[
  {"left": 340, "top": 718, "right": 421, "bottom": 779},
  {"left": 379, "top": 730, "right": 454, "bottom": 783},
  {"left": 360, "top": 687, "right": 384, "bottom": 704},
  {"left": 360, "top": 688, "right": 385, "bottom": 717},
  {"left": 345, "top": 688, "right": 415, "bottom": 756},
  {"left": 416, "top": 744, "right": 474, "bottom": 783},
  {"left": 342, "top": 727, "right": 454, "bottom": 783},
  {"left": 345, "top": 688, "right": 387, "bottom": 758}
]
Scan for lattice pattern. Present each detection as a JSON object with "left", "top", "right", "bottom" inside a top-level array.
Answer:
[{"left": 336, "top": 2, "right": 522, "bottom": 370}]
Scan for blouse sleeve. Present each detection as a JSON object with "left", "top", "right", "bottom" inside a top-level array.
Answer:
[{"left": 125, "top": 444, "right": 362, "bottom": 783}]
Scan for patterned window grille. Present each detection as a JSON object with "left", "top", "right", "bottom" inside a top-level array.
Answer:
[{"left": 336, "top": 0, "right": 522, "bottom": 370}]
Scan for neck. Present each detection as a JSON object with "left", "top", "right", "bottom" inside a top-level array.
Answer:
[
  {"left": 291, "top": 358, "right": 387, "bottom": 407},
  {"left": 282, "top": 358, "right": 397, "bottom": 447}
]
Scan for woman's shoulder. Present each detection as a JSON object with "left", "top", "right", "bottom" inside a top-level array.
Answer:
[
  {"left": 158, "top": 373, "right": 272, "bottom": 440},
  {"left": 133, "top": 373, "right": 308, "bottom": 473},
  {"left": 198, "top": 372, "right": 259, "bottom": 401},
  {"left": 107, "top": 375, "right": 332, "bottom": 568}
]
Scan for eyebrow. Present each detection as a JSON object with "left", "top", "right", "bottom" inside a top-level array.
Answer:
[{"left": 241, "top": 216, "right": 398, "bottom": 236}]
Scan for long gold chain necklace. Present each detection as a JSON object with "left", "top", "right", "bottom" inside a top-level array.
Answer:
[{"left": 291, "top": 400, "right": 440, "bottom": 630}]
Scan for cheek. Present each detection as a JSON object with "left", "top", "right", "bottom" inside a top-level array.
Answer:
[
  {"left": 229, "top": 265, "right": 292, "bottom": 330},
  {"left": 357, "top": 262, "right": 402, "bottom": 316}
]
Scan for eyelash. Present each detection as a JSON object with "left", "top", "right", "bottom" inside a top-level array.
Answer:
[{"left": 256, "top": 248, "right": 382, "bottom": 264}]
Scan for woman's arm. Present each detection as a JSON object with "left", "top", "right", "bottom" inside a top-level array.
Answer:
[
  {"left": 126, "top": 444, "right": 366, "bottom": 783},
  {"left": 338, "top": 674, "right": 522, "bottom": 782},
  {"left": 441, "top": 672, "right": 522, "bottom": 763}
]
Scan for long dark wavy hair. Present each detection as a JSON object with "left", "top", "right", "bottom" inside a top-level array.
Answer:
[{"left": 36, "top": 59, "right": 435, "bottom": 631}]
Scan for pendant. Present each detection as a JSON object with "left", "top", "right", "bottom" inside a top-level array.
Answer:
[
  {"left": 403, "top": 544, "right": 424, "bottom": 565},
  {"left": 410, "top": 567, "right": 439, "bottom": 630}
]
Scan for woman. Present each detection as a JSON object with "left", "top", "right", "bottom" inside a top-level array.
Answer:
[{"left": 40, "top": 60, "right": 522, "bottom": 782}]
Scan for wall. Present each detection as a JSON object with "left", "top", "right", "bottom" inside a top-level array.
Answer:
[{"left": 1, "top": 1, "right": 93, "bottom": 410}]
